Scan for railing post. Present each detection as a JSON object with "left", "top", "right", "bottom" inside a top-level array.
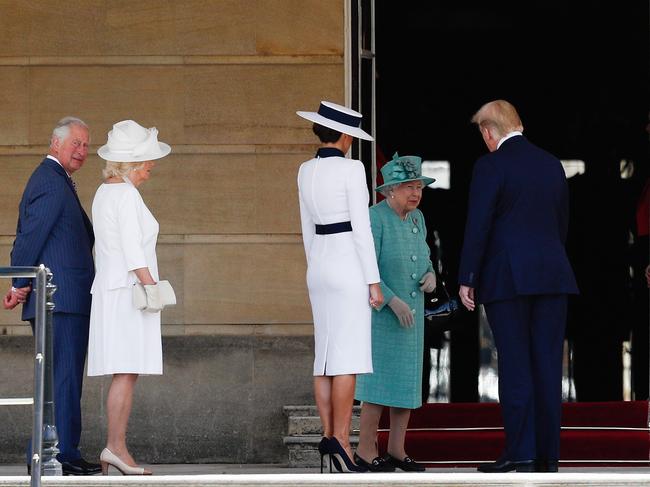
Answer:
[
  {"left": 30, "top": 266, "right": 47, "bottom": 487},
  {"left": 41, "top": 268, "right": 61, "bottom": 476}
]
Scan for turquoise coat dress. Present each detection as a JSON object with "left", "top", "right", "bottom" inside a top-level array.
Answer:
[{"left": 355, "top": 199, "right": 434, "bottom": 409}]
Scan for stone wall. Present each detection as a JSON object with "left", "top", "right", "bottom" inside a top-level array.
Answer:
[
  {"left": 0, "top": 0, "right": 345, "bottom": 462},
  {"left": 0, "top": 335, "right": 314, "bottom": 463}
]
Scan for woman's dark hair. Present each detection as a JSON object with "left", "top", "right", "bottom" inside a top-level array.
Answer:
[{"left": 313, "top": 123, "right": 343, "bottom": 143}]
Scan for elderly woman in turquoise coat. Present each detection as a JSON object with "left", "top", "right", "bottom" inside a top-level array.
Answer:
[{"left": 354, "top": 153, "right": 436, "bottom": 473}]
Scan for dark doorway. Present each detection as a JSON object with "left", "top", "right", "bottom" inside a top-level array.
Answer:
[{"left": 373, "top": 2, "right": 650, "bottom": 402}]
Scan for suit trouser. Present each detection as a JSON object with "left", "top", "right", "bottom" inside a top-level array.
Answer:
[
  {"left": 484, "top": 294, "right": 567, "bottom": 462},
  {"left": 28, "top": 312, "right": 89, "bottom": 463}
]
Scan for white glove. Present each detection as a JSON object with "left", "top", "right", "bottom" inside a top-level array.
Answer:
[
  {"left": 133, "top": 280, "right": 176, "bottom": 313},
  {"left": 388, "top": 296, "right": 414, "bottom": 327},
  {"left": 419, "top": 272, "right": 437, "bottom": 293}
]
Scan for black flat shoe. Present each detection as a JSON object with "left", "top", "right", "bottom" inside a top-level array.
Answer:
[
  {"left": 477, "top": 458, "right": 535, "bottom": 473},
  {"left": 353, "top": 452, "right": 395, "bottom": 472},
  {"left": 385, "top": 453, "right": 426, "bottom": 472}
]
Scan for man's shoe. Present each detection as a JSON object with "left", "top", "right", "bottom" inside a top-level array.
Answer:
[
  {"left": 27, "top": 458, "right": 101, "bottom": 476},
  {"left": 61, "top": 458, "right": 102, "bottom": 476},
  {"left": 535, "top": 459, "right": 559, "bottom": 472},
  {"left": 477, "top": 458, "right": 535, "bottom": 473}
]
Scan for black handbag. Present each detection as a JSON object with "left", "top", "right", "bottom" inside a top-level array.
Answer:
[
  {"left": 424, "top": 230, "right": 462, "bottom": 333},
  {"left": 425, "top": 279, "right": 461, "bottom": 332}
]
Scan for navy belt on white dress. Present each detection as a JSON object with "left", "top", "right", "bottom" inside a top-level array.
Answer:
[{"left": 315, "top": 221, "right": 352, "bottom": 235}]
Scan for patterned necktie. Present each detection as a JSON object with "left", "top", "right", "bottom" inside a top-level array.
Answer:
[{"left": 71, "top": 178, "right": 77, "bottom": 193}]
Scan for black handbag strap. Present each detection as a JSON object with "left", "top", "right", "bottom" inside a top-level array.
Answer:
[{"left": 437, "top": 279, "right": 451, "bottom": 300}]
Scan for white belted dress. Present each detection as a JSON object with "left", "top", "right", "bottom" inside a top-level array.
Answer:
[{"left": 297, "top": 150, "right": 380, "bottom": 376}]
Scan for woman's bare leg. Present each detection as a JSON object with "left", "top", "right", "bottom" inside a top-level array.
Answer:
[
  {"left": 356, "top": 401, "right": 384, "bottom": 461},
  {"left": 313, "top": 376, "right": 333, "bottom": 437},
  {"left": 106, "top": 373, "right": 141, "bottom": 467},
  {"left": 331, "top": 374, "right": 356, "bottom": 460},
  {"left": 387, "top": 407, "right": 411, "bottom": 459}
]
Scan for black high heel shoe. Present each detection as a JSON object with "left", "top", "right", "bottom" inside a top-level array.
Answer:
[
  {"left": 328, "top": 437, "right": 367, "bottom": 473},
  {"left": 318, "top": 437, "right": 331, "bottom": 474}
]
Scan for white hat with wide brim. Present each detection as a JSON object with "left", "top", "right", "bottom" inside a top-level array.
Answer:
[
  {"left": 297, "top": 101, "right": 374, "bottom": 141},
  {"left": 97, "top": 119, "right": 171, "bottom": 162}
]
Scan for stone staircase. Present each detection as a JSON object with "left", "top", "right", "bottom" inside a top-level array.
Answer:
[
  {"left": 282, "top": 405, "right": 361, "bottom": 467},
  {"left": 283, "top": 401, "right": 650, "bottom": 469}
]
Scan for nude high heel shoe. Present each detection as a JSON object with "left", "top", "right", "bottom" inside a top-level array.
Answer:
[{"left": 100, "top": 448, "right": 152, "bottom": 475}]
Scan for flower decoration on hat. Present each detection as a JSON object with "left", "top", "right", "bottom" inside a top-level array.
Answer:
[{"left": 388, "top": 152, "right": 420, "bottom": 181}]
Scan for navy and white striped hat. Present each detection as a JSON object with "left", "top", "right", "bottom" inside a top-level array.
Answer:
[{"left": 297, "top": 101, "right": 374, "bottom": 141}]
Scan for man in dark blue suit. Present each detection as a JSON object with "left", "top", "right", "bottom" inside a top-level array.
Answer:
[
  {"left": 458, "top": 100, "right": 578, "bottom": 473},
  {"left": 4, "top": 117, "right": 100, "bottom": 475}
]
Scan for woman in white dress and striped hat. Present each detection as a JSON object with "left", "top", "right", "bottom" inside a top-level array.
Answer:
[{"left": 296, "top": 101, "right": 383, "bottom": 472}]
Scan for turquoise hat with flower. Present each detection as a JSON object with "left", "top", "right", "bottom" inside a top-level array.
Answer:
[{"left": 376, "top": 152, "right": 435, "bottom": 192}]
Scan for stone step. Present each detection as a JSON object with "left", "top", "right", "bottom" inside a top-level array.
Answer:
[
  {"left": 12, "top": 472, "right": 650, "bottom": 486},
  {"left": 287, "top": 416, "right": 361, "bottom": 436},
  {"left": 283, "top": 435, "right": 360, "bottom": 468},
  {"left": 283, "top": 405, "right": 361, "bottom": 418},
  {"left": 283, "top": 406, "right": 363, "bottom": 467}
]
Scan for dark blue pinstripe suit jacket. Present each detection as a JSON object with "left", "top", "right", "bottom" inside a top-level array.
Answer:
[{"left": 11, "top": 157, "right": 94, "bottom": 320}]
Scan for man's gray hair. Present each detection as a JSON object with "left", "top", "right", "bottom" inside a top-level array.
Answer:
[{"left": 51, "top": 116, "right": 88, "bottom": 144}]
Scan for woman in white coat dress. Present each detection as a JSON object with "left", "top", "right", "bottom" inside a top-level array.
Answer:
[
  {"left": 88, "top": 120, "right": 171, "bottom": 475},
  {"left": 297, "top": 101, "right": 383, "bottom": 472}
]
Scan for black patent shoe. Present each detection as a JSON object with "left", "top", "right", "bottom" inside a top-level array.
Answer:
[
  {"left": 61, "top": 458, "right": 102, "bottom": 475},
  {"left": 328, "top": 437, "right": 367, "bottom": 473},
  {"left": 477, "top": 458, "right": 535, "bottom": 473},
  {"left": 385, "top": 453, "right": 426, "bottom": 472},
  {"left": 353, "top": 452, "right": 395, "bottom": 472},
  {"left": 535, "top": 459, "right": 559, "bottom": 472},
  {"left": 27, "top": 457, "right": 102, "bottom": 476}
]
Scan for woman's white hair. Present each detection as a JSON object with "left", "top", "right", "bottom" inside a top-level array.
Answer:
[
  {"left": 378, "top": 183, "right": 399, "bottom": 198},
  {"left": 51, "top": 116, "right": 88, "bottom": 145},
  {"left": 102, "top": 161, "right": 145, "bottom": 180}
]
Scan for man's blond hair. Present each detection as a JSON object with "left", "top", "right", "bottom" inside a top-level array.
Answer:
[{"left": 471, "top": 100, "right": 524, "bottom": 139}]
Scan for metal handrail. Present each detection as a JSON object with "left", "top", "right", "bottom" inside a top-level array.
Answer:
[{"left": 0, "top": 266, "right": 58, "bottom": 487}]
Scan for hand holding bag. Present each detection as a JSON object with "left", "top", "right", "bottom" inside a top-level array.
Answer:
[{"left": 133, "top": 280, "right": 177, "bottom": 312}]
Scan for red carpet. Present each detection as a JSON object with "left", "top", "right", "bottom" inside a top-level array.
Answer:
[{"left": 376, "top": 401, "right": 650, "bottom": 467}]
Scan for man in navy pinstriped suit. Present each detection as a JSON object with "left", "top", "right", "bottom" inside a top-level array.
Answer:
[
  {"left": 458, "top": 100, "right": 579, "bottom": 473},
  {"left": 4, "top": 117, "right": 100, "bottom": 475}
]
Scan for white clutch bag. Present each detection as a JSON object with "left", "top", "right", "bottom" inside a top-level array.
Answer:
[{"left": 133, "top": 280, "right": 177, "bottom": 312}]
